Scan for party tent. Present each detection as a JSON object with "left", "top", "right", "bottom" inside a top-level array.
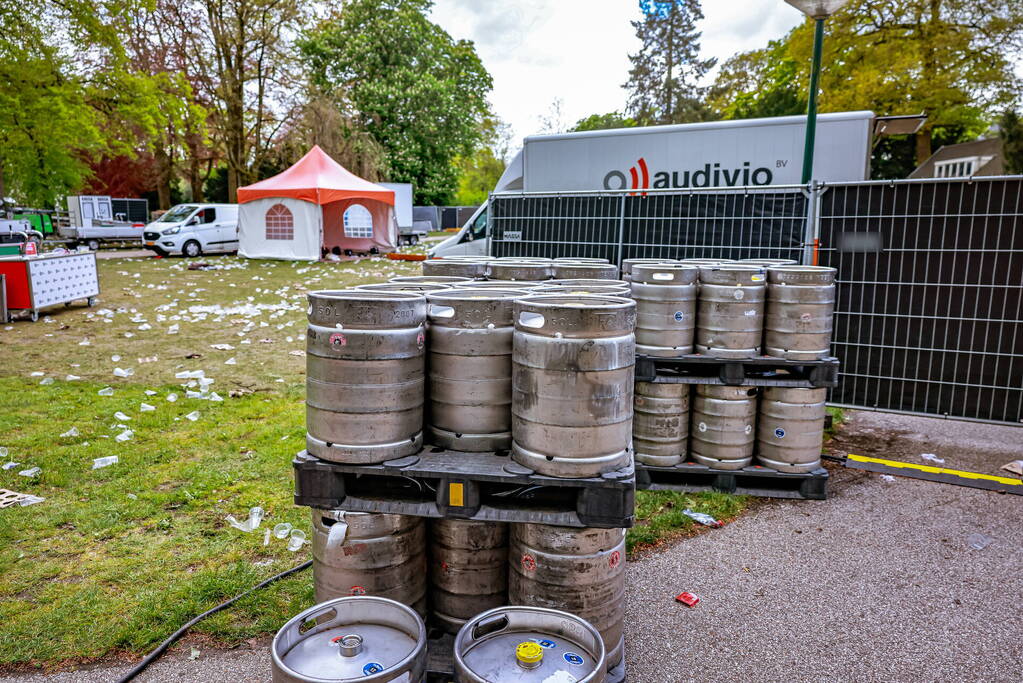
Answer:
[{"left": 236, "top": 146, "right": 396, "bottom": 261}]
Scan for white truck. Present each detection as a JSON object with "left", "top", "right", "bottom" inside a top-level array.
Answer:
[
  {"left": 429, "top": 110, "right": 876, "bottom": 257},
  {"left": 380, "top": 182, "right": 425, "bottom": 246},
  {"left": 61, "top": 195, "right": 147, "bottom": 250}
]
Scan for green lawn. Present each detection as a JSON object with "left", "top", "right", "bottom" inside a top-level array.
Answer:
[{"left": 0, "top": 252, "right": 747, "bottom": 668}]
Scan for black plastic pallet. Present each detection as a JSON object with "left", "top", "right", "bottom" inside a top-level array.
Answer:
[
  {"left": 636, "top": 461, "right": 828, "bottom": 500},
  {"left": 293, "top": 449, "right": 635, "bottom": 528},
  {"left": 425, "top": 631, "right": 626, "bottom": 682},
  {"left": 634, "top": 354, "right": 840, "bottom": 388}
]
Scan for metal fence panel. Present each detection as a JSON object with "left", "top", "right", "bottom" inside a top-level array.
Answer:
[
  {"left": 490, "top": 188, "right": 808, "bottom": 264},
  {"left": 818, "top": 178, "right": 1023, "bottom": 424}
]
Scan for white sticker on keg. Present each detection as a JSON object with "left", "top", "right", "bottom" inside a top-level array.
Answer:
[
  {"left": 674, "top": 311, "right": 684, "bottom": 322},
  {"left": 744, "top": 310, "right": 757, "bottom": 317},
  {"left": 775, "top": 427, "right": 786, "bottom": 438},
  {"left": 698, "top": 422, "right": 707, "bottom": 432},
  {"left": 733, "top": 289, "right": 744, "bottom": 300},
  {"left": 751, "top": 274, "right": 765, "bottom": 282},
  {"left": 744, "top": 424, "right": 752, "bottom": 434}
]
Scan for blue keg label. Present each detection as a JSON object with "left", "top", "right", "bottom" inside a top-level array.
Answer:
[
  {"left": 774, "top": 427, "right": 786, "bottom": 438},
  {"left": 537, "top": 638, "right": 557, "bottom": 649},
  {"left": 674, "top": 310, "right": 684, "bottom": 321},
  {"left": 564, "top": 652, "right": 584, "bottom": 666},
  {"left": 363, "top": 663, "right": 384, "bottom": 675}
]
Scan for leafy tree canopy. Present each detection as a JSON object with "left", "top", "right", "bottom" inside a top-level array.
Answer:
[
  {"left": 301, "top": 0, "right": 492, "bottom": 205},
  {"left": 571, "top": 112, "right": 639, "bottom": 132}
]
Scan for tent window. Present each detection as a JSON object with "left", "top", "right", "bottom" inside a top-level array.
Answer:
[
  {"left": 343, "top": 204, "right": 373, "bottom": 238},
  {"left": 266, "top": 203, "right": 294, "bottom": 240}
]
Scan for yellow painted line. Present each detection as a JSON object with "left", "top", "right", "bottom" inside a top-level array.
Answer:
[{"left": 847, "top": 454, "right": 1022, "bottom": 486}]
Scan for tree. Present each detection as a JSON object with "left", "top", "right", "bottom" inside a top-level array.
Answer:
[
  {"left": 720, "top": 0, "right": 1023, "bottom": 165},
  {"left": 623, "top": 0, "right": 717, "bottom": 125},
  {"left": 999, "top": 110, "right": 1023, "bottom": 174},
  {"left": 301, "top": 0, "right": 492, "bottom": 205},
  {"left": 708, "top": 38, "right": 805, "bottom": 120},
  {"left": 571, "top": 112, "right": 638, "bottom": 132},
  {"left": 453, "top": 116, "right": 511, "bottom": 205}
]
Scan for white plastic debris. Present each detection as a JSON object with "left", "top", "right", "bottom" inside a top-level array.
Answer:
[
  {"left": 263, "top": 529, "right": 271, "bottom": 546},
  {"left": 682, "top": 509, "right": 723, "bottom": 528},
  {"left": 113, "top": 368, "right": 134, "bottom": 378},
  {"left": 144, "top": 390, "right": 157, "bottom": 396},
  {"left": 92, "top": 456, "right": 119, "bottom": 469},
  {"left": 114, "top": 411, "right": 132, "bottom": 421},
  {"left": 224, "top": 357, "right": 237, "bottom": 365},
  {"left": 1000, "top": 460, "right": 1023, "bottom": 476},
  {"left": 98, "top": 387, "right": 115, "bottom": 396},
  {"left": 967, "top": 533, "right": 994, "bottom": 550},
  {"left": 185, "top": 411, "right": 200, "bottom": 422},
  {"left": 18, "top": 467, "right": 41, "bottom": 477},
  {"left": 210, "top": 344, "right": 234, "bottom": 351},
  {"left": 273, "top": 522, "right": 293, "bottom": 539},
  {"left": 880, "top": 474, "right": 896, "bottom": 482},
  {"left": 39, "top": 377, "right": 54, "bottom": 385},
  {"left": 18, "top": 495, "right": 45, "bottom": 507},
  {"left": 61, "top": 427, "right": 80, "bottom": 438},
  {"left": 138, "top": 323, "right": 152, "bottom": 331},
  {"left": 919, "top": 453, "right": 945, "bottom": 465},
  {"left": 140, "top": 403, "right": 156, "bottom": 412},
  {"left": 168, "top": 323, "right": 179, "bottom": 334},
  {"left": 79, "top": 338, "right": 92, "bottom": 346},
  {"left": 287, "top": 529, "right": 307, "bottom": 552},
  {"left": 30, "top": 371, "right": 44, "bottom": 377},
  {"left": 226, "top": 506, "right": 265, "bottom": 532},
  {"left": 66, "top": 375, "right": 81, "bottom": 381},
  {"left": 2, "top": 462, "right": 19, "bottom": 470},
  {"left": 127, "top": 493, "right": 138, "bottom": 500},
  {"left": 175, "top": 370, "right": 205, "bottom": 379},
  {"left": 167, "top": 393, "right": 178, "bottom": 402},
  {"left": 114, "top": 429, "right": 134, "bottom": 442},
  {"left": 112, "top": 355, "right": 121, "bottom": 362},
  {"left": 208, "top": 392, "right": 223, "bottom": 402},
  {"left": 289, "top": 350, "right": 305, "bottom": 357}
]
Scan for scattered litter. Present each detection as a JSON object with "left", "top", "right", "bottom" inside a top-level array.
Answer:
[
  {"left": 210, "top": 344, "right": 234, "bottom": 351},
  {"left": 287, "top": 529, "right": 307, "bottom": 552},
  {"left": 140, "top": 403, "right": 156, "bottom": 412},
  {"left": 208, "top": 392, "right": 223, "bottom": 402},
  {"left": 175, "top": 370, "right": 205, "bottom": 379},
  {"left": 112, "top": 355, "right": 121, "bottom": 362},
  {"left": 113, "top": 367, "right": 135, "bottom": 378},
  {"left": 263, "top": 529, "right": 271, "bottom": 546},
  {"left": 2, "top": 462, "right": 19, "bottom": 470},
  {"left": 61, "top": 427, "right": 80, "bottom": 438},
  {"left": 226, "top": 506, "right": 265, "bottom": 532},
  {"left": 1000, "top": 460, "right": 1023, "bottom": 476},
  {"left": 144, "top": 390, "right": 157, "bottom": 396},
  {"left": 98, "top": 387, "right": 115, "bottom": 396},
  {"left": 138, "top": 356, "right": 158, "bottom": 363},
  {"left": 185, "top": 411, "right": 200, "bottom": 421},
  {"left": 168, "top": 324, "right": 179, "bottom": 334},
  {"left": 138, "top": 323, "right": 152, "bottom": 331},
  {"left": 682, "top": 509, "right": 722, "bottom": 528},
  {"left": 166, "top": 393, "right": 178, "bottom": 402},
  {"left": 31, "top": 371, "right": 44, "bottom": 377},
  {"left": 185, "top": 352, "right": 203, "bottom": 359},
  {"left": 920, "top": 453, "right": 945, "bottom": 465},
  {"left": 0, "top": 489, "right": 45, "bottom": 508},
  {"left": 18, "top": 467, "right": 41, "bottom": 478},
  {"left": 675, "top": 591, "right": 700, "bottom": 607},
  {"left": 66, "top": 374, "right": 81, "bottom": 381},
  {"left": 92, "top": 456, "right": 119, "bottom": 469},
  {"left": 114, "top": 411, "right": 132, "bottom": 421},
  {"left": 225, "top": 357, "right": 237, "bottom": 365},
  {"left": 186, "top": 391, "right": 203, "bottom": 399},
  {"left": 0, "top": 447, "right": 7, "bottom": 457},
  {"left": 189, "top": 647, "right": 200, "bottom": 661},
  {"left": 39, "top": 377, "right": 54, "bottom": 385},
  {"left": 259, "top": 338, "right": 274, "bottom": 344},
  {"left": 124, "top": 332, "right": 134, "bottom": 338},
  {"left": 114, "top": 429, "right": 134, "bottom": 442},
  {"left": 288, "top": 350, "right": 305, "bottom": 357},
  {"left": 79, "top": 338, "right": 91, "bottom": 346},
  {"left": 967, "top": 533, "right": 994, "bottom": 550},
  {"left": 127, "top": 493, "right": 138, "bottom": 500},
  {"left": 880, "top": 474, "right": 896, "bottom": 483},
  {"left": 273, "top": 523, "right": 293, "bottom": 539}
]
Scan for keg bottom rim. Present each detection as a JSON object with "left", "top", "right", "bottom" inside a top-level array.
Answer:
[
  {"left": 511, "top": 441, "right": 633, "bottom": 478},
  {"left": 427, "top": 425, "right": 512, "bottom": 452},
  {"left": 689, "top": 452, "right": 753, "bottom": 470},
  {"left": 755, "top": 455, "right": 823, "bottom": 473},
  {"left": 306, "top": 432, "right": 423, "bottom": 464}
]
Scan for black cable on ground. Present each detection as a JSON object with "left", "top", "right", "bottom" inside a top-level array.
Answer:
[{"left": 117, "top": 559, "right": 312, "bottom": 683}]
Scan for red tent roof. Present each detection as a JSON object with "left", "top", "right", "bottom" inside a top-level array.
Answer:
[{"left": 236, "top": 145, "right": 395, "bottom": 206}]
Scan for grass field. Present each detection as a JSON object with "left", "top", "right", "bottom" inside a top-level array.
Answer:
[{"left": 0, "top": 252, "right": 746, "bottom": 668}]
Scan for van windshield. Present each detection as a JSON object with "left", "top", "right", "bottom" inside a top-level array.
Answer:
[{"left": 159, "top": 205, "right": 198, "bottom": 223}]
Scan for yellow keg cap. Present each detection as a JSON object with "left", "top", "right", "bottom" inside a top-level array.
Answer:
[{"left": 516, "top": 641, "right": 544, "bottom": 665}]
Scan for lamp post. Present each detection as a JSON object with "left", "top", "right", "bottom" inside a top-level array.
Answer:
[{"left": 784, "top": 0, "right": 850, "bottom": 184}]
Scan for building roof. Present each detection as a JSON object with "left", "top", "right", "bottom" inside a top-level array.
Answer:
[
  {"left": 236, "top": 146, "right": 395, "bottom": 206},
  {"left": 909, "top": 137, "right": 1005, "bottom": 179}
]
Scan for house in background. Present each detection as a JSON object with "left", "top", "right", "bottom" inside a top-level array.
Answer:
[{"left": 910, "top": 137, "right": 1005, "bottom": 178}]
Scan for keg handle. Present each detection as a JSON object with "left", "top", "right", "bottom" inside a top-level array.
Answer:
[
  {"left": 518, "top": 312, "right": 545, "bottom": 329},
  {"left": 471, "top": 614, "right": 509, "bottom": 640},
  {"left": 429, "top": 304, "right": 455, "bottom": 319}
]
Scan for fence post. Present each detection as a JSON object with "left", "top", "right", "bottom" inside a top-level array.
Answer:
[{"left": 615, "top": 194, "right": 626, "bottom": 267}]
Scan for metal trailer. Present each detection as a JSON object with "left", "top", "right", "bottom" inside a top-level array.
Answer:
[
  {"left": 380, "top": 183, "right": 424, "bottom": 246},
  {"left": 0, "top": 252, "right": 99, "bottom": 322}
]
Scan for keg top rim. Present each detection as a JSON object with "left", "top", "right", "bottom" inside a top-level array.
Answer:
[
  {"left": 309, "top": 289, "right": 426, "bottom": 301},
  {"left": 766, "top": 265, "right": 837, "bottom": 273},
  {"left": 391, "top": 275, "right": 473, "bottom": 282},
  {"left": 357, "top": 282, "right": 452, "bottom": 292},
  {"left": 548, "top": 278, "right": 629, "bottom": 287},
  {"left": 427, "top": 287, "right": 527, "bottom": 301},
  {"left": 515, "top": 293, "right": 635, "bottom": 309},
  {"left": 632, "top": 262, "right": 699, "bottom": 272},
  {"left": 432, "top": 255, "right": 494, "bottom": 261}
]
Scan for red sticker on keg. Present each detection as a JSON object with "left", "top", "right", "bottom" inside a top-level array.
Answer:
[
  {"left": 521, "top": 554, "right": 537, "bottom": 572},
  {"left": 609, "top": 550, "right": 621, "bottom": 569},
  {"left": 417, "top": 331, "right": 425, "bottom": 347},
  {"left": 349, "top": 585, "right": 367, "bottom": 596},
  {"left": 329, "top": 332, "right": 346, "bottom": 346},
  {"left": 440, "top": 560, "right": 449, "bottom": 572}
]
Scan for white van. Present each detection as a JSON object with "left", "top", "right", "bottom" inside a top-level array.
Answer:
[{"left": 141, "top": 203, "right": 239, "bottom": 257}]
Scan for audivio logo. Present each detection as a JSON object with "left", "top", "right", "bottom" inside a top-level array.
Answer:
[{"left": 604, "top": 157, "right": 774, "bottom": 191}]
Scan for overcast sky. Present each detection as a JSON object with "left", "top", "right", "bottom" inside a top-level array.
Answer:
[{"left": 429, "top": 1, "right": 809, "bottom": 143}]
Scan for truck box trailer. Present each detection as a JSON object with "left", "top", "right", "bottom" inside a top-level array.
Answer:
[
  {"left": 379, "top": 182, "right": 424, "bottom": 245},
  {"left": 429, "top": 111, "right": 875, "bottom": 257}
]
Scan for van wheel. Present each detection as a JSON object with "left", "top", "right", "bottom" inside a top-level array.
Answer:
[
  {"left": 86, "top": 239, "right": 100, "bottom": 251},
  {"left": 182, "top": 240, "right": 201, "bottom": 258}
]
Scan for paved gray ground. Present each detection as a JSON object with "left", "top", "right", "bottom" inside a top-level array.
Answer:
[{"left": 3, "top": 410, "right": 1020, "bottom": 683}]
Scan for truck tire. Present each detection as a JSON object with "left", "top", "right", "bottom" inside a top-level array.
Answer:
[
  {"left": 409, "top": 235, "right": 419, "bottom": 246},
  {"left": 86, "top": 239, "right": 100, "bottom": 251},
  {"left": 182, "top": 240, "right": 201, "bottom": 257}
]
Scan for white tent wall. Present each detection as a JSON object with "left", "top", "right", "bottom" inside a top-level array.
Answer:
[{"left": 238, "top": 197, "right": 322, "bottom": 261}]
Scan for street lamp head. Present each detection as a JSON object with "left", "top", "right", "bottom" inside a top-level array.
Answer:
[{"left": 784, "top": 0, "right": 851, "bottom": 20}]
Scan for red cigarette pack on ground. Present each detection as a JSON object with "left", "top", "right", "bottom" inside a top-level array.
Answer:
[{"left": 675, "top": 592, "right": 700, "bottom": 607}]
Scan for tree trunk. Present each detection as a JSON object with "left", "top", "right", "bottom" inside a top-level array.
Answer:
[
  {"left": 915, "top": 0, "right": 941, "bottom": 165},
  {"left": 154, "top": 146, "right": 173, "bottom": 210},
  {"left": 915, "top": 126, "right": 933, "bottom": 167},
  {"left": 188, "top": 152, "right": 204, "bottom": 202}
]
